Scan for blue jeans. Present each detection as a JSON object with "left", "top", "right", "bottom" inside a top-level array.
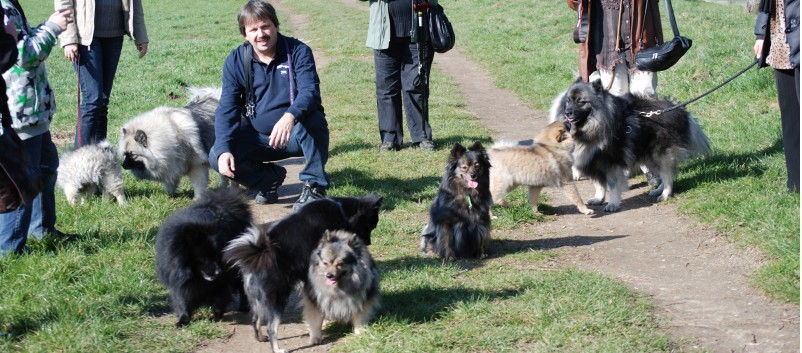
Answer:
[
  {"left": 74, "top": 36, "right": 124, "bottom": 147},
  {"left": 209, "top": 113, "right": 330, "bottom": 191},
  {"left": 0, "top": 132, "right": 60, "bottom": 255}
]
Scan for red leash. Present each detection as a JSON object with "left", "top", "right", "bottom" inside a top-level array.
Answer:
[{"left": 74, "top": 53, "right": 82, "bottom": 146}]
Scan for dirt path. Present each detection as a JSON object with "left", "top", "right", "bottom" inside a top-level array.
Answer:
[{"left": 196, "top": 2, "right": 799, "bottom": 352}]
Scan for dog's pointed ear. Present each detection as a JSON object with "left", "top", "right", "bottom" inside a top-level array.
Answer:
[
  {"left": 346, "top": 231, "right": 360, "bottom": 247},
  {"left": 591, "top": 79, "right": 604, "bottom": 93},
  {"left": 134, "top": 130, "right": 148, "bottom": 148},
  {"left": 551, "top": 124, "right": 566, "bottom": 142},
  {"left": 469, "top": 141, "right": 485, "bottom": 153},
  {"left": 367, "top": 192, "right": 383, "bottom": 209},
  {"left": 448, "top": 143, "right": 466, "bottom": 164}
]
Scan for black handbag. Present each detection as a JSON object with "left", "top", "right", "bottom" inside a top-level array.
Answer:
[
  {"left": 634, "top": 0, "right": 692, "bottom": 72},
  {"left": 428, "top": 4, "right": 455, "bottom": 53},
  {"left": 0, "top": 112, "right": 42, "bottom": 213}
]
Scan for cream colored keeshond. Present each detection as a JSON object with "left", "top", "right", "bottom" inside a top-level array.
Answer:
[
  {"left": 57, "top": 140, "right": 125, "bottom": 205},
  {"left": 118, "top": 87, "right": 221, "bottom": 199},
  {"left": 489, "top": 121, "right": 594, "bottom": 216}
]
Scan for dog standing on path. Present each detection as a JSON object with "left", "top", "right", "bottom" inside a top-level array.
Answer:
[{"left": 489, "top": 121, "right": 594, "bottom": 216}]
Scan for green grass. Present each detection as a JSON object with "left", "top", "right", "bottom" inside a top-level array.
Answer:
[{"left": 0, "top": 0, "right": 795, "bottom": 351}]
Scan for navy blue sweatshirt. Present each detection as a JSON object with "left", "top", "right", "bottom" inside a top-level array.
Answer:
[{"left": 213, "top": 34, "right": 324, "bottom": 157}]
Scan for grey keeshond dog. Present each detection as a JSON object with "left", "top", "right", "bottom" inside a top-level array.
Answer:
[
  {"left": 118, "top": 87, "right": 222, "bottom": 199},
  {"left": 57, "top": 140, "right": 125, "bottom": 205},
  {"left": 303, "top": 230, "right": 380, "bottom": 344},
  {"left": 553, "top": 79, "right": 711, "bottom": 212}
]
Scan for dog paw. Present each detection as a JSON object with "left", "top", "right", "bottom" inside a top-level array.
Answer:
[
  {"left": 586, "top": 198, "right": 604, "bottom": 206},
  {"left": 581, "top": 208, "right": 595, "bottom": 215},
  {"left": 656, "top": 194, "right": 670, "bottom": 202},
  {"left": 603, "top": 204, "right": 621, "bottom": 212},
  {"left": 309, "top": 335, "right": 323, "bottom": 345}
]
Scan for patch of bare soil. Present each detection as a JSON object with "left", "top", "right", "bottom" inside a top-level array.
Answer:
[{"left": 196, "top": 1, "right": 799, "bottom": 352}]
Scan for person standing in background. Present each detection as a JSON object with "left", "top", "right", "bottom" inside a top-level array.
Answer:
[
  {"left": 754, "top": 0, "right": 799, "bottom": 192},
  {"left": 568, "top": 0, "right": 663, "bottom": 97},
  {"left": 55, "top": 0, "right": 149, "bottom": 148},
  {"left": 363, "top": 0, "right": 436, "bottom": 151}
]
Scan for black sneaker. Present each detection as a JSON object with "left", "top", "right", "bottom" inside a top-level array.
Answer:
[
  {"left": 379, "top": 141, "right": 400, "bottom": 151},
  {"left": 254, "top": 165, "right": 287, "bottom": 205},
  {"left": 292, "top": 182, "right": 326, "bottom": 211},
  {"left": 412, "top": 140, "right": 436, "bottom": 150}
]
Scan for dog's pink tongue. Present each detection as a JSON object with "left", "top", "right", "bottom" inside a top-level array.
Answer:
[
  {"left": 467, "top": 180, "right": 478, "bottom": 189},
  {"left": 326, "top": 278, "right": 337, "bottom": 286}
]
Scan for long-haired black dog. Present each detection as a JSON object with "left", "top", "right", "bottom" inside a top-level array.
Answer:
[
  {"left": 420, "top": 142, "right": 493, "bottom": 260},
  {"left": 155, "top": 187, "right": 252, "bottom": 328},
  {"left": 223, "top": 193, "right": 383, "bottom": 353}
]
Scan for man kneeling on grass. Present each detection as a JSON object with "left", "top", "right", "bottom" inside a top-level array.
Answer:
[{"left": 210, "top": 0, "right": 330, "bottom": 211}]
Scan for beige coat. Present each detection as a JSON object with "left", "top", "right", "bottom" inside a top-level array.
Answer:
[{"left": 54, "top": 0, "right": 149, "bottom": 47}]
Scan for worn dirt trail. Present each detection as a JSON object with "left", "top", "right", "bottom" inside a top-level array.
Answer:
[{"left": 195, "top": 1, "right": 799, "bottom": 352}]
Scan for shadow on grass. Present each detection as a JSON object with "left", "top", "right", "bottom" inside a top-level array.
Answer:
[
  {"left": 491, "top": 235, "right": 627, "bottom": 255},
  {"left": 373, "top": 256, "right": 521, "bottom": 323},
  {"left": 676, "top": 138, "right": 783, "bottom": 191},
  {"left": 329, "top": 167, "right": 439, "bottom": 210}
]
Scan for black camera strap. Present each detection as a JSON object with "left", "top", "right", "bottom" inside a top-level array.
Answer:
[{"left": 242, "top": 41, "right": 255, "bottom": 120}]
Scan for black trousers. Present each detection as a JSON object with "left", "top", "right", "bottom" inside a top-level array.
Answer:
[
  {"left": 373, "top": 36, "right": 433, "bottom": 146},
  {"left": 774, "top": 67, "right": 800, "bottom": 192}
]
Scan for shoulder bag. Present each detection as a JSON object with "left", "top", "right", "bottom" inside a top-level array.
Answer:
[
  {"left": 634, "top": 0, "right": 692, "bottom": 72},
  {"left": 0, "top": 112, "right": 41, "bottom": 213},
  {"left": 429, "top": 4, "right": 455, "bottom": 53}
]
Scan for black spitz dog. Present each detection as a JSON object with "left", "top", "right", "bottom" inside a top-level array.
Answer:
[
  {"left": 223, "top": 193, "right": 383, "bottom": 353},
  {"left": 420, "top": 142, "right": 493, "bottom": 260},
  {"left": 155, "top": 188, "right": 252, "bottom": 328}
]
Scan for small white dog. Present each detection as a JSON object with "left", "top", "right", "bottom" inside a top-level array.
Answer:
[{"left": 57, "top": 140, "right": 125, "bottom": 205}]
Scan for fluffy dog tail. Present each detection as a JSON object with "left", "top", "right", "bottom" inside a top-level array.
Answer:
[
  {"left": 687, "top": 115, "right": 712, "bottom": 157},
  {"left": 223, "top": 224, "right": 277, "bottom": 273}
]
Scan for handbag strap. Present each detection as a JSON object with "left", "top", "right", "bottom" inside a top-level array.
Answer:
[
  {"left": 664, "top": 0, "right": 681, "bottom": 38},
  {"left": 639, "top": 0, "right": 681, "bottom": 45}
]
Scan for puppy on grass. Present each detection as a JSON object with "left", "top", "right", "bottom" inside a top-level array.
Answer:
[
  {"left": 303, "top": 230, "right": 380, "bottom": 344},
  {"left": 489, "top": 121, "right": 594, "bottom": 216},
  {"left": 57, "top": 140, "right": 125, "bottom": 205}
]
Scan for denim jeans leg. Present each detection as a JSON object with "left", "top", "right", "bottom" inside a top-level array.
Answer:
[
  {"left": 289, "top": 114, "right": 330, "bottom": 188},
  {"left": 28, "top": 132, "right": 59, "bottom": 239},
  {"left": 209, "top": 133, "right": 293, "bottom": 191},
  {"left": 0, "top": 135, "right": 44, "bottom": 255},
  {"left": 74, "top": 37, "right": 124, "bottom": 147}
]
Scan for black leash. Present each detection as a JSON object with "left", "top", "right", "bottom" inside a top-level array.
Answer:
[{"left": 639, "top": 58, "right": 759, "bottom": 117}]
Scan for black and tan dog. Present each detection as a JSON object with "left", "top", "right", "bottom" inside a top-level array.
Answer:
[{"left": 420, "top": 142, "right": 492, "bottom": 260}]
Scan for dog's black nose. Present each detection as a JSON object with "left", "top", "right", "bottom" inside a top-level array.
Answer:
[{"left": 325, "top": 273, "right": 335, "bottom": 279}]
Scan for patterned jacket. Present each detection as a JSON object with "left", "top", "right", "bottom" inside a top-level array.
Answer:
[{"left": 1, "top": 0, "right": 63, "bottom": 139}]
